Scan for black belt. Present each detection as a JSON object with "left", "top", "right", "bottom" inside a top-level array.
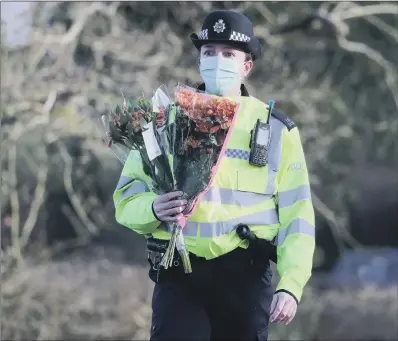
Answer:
[
  {"left": 146, "top": 225, "right": 277, "bottom": 268},
  {"left": 146, "top": 237, "right": 200, "bottom": 266},
  {"left": 146, "top": 232, "right": 275, "bottom": 284},
  {"left": 147, "top": 237, "right": 169, "bottom": 254}
]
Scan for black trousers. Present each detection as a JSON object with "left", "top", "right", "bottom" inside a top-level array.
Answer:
[{"left": 149, "top": 247, "right": 274, "bottom": 341}]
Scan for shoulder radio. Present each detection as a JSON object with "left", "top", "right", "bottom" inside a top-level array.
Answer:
[{"left": 249, "top": 100, "right": 274, "bottom": 167}]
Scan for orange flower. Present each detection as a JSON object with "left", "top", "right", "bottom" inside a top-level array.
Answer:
[
  {"left": 134, "top": 109, "right": 146, "bottom": 119},
  {"left": 186, "top": 136, "right": 201, "bottom": 148},
  {"left": 156, "top": 108, "right": 166, "bottom": 127},
  {"left": 175, "top": 88, "right": 238, "bottom": 133},
  {"left": 195, "top": 122, "right": 213, "bottom": 133},
  {"left": 220, "top": 121, "right": 231, "bottom": 129},
  {"left": 175, "top": 89, "right": 197, "bottom": 111}
]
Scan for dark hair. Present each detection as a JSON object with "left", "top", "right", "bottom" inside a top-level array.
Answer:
[{"left": 245, "top": 53, "right": 253, "bottom": 62}]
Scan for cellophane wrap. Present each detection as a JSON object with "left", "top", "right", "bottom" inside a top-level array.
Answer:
[{"left": 99, "top": 84, "right": 240, "bottom": 272}]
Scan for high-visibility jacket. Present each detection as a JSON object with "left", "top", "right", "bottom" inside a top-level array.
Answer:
[{"left": 113, "top": 91, "right": 315, "bottom": 302}]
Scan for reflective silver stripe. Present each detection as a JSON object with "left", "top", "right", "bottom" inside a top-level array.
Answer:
[
  {"left": 268, "top": 116, "right": 285, "bottom": 171},
  {"left": 200, "top": 187, "right": 273, "bottom": 207},
  {"left": 183, "top": 208, "right": 279, "bottom": 238},
  {"left": 117, "top": 181, "right": 148, "bottom": 204},
  {"left": 275, "top": 219, "right": 315, "bottom": 246},
  {"left": 265, "top": 170, "right": 277, "bottom": 195},
  {"left": 226, "top": 149, "right": 250, "bottom": 160},
  {"left": 116, "top": 175, "right": 135, "bottom": 190},
  {"left": 265, "top": 116, "right": 285, "bottom": 194},
  {"left": 183, "top": 222, "right": 199, "bottom": 237},
  {"left": 278, "top": 185, "right": 312, "bottom": 208}
]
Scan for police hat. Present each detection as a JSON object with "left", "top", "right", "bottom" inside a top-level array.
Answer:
[{"left": 190, "top": 10, "right": 262, "bottom": 60}]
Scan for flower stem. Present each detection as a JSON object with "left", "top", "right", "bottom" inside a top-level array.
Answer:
[
  {"left": 159, "top": 223, "right": 192, "bottom": 273},
  {"left": 175, "top": 228, "right": 192, "bottom": 273},
  {"left": 159, "top": 224, "right": 177, "bottom": 269}
]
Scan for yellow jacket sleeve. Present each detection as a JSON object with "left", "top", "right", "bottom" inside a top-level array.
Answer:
[
  {"left": 113, "top": 151, "right": 161, "bottom": 235},
  {"left": 275, "top": 126, "right": 315, "bottom": 302}
]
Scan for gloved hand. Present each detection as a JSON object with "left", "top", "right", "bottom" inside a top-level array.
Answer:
[
  {"left": 152, "top": 191, "right": 187, "bottom": 222},
  {"left": 270, "top": 291, "right": 298, "bottom": 325}
]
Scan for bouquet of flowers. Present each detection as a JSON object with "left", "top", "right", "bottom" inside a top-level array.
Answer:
[{"left": 99, "top": 84, "right": 240, "bottom": 273}]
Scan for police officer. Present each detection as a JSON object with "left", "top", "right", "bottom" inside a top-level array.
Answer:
[{"left": 113, "top": 10, "right": 315, "bottom": 341}]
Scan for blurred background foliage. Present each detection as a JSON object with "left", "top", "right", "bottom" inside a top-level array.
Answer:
[{"left": 1, "top": 1, "right": 397, "bottom": 340}]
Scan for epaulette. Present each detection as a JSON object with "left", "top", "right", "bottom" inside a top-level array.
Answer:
[{"left": 271, "top": 108, "right": 297, "bottom": 131}]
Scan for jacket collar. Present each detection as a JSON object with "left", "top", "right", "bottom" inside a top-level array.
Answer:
[{"left": 197, "top": 83, "right": 250, "bottom": 97}]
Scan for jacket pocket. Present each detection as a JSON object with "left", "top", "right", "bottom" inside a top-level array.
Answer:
[{"left": 235, "top": 168, "right": 275, "bottom": 207}]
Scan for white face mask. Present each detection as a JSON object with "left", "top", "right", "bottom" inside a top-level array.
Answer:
[{"left": 199, "top": 56, "right": 243, "bottom": 96}]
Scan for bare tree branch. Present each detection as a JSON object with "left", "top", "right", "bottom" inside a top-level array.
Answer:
[
  {"left": 19, "top": 91, "right": 56, "bottom": 249},
  {"left": 57, "top": 140, "right": 99, "bottom": 236},
  {"left": 336, "top": 4, "right": 398, "bottom": 21}
]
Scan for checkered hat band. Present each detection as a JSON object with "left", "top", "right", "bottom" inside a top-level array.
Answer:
[
  {"left": 198, "top": 30, "right": 251, "bottom": 43},
  {"left": 199, "top": 29, "right": 208, "bottom": 39},
  {"left": 225, "top": 149, "right": 250, "bottom": 161},
  {"left": 229, "top": 31, "right": 251, "bottom": 42}
]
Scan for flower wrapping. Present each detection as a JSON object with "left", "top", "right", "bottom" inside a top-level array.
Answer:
[{"left": 99, "top": 84, "right": 240, "bottom": 273}]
